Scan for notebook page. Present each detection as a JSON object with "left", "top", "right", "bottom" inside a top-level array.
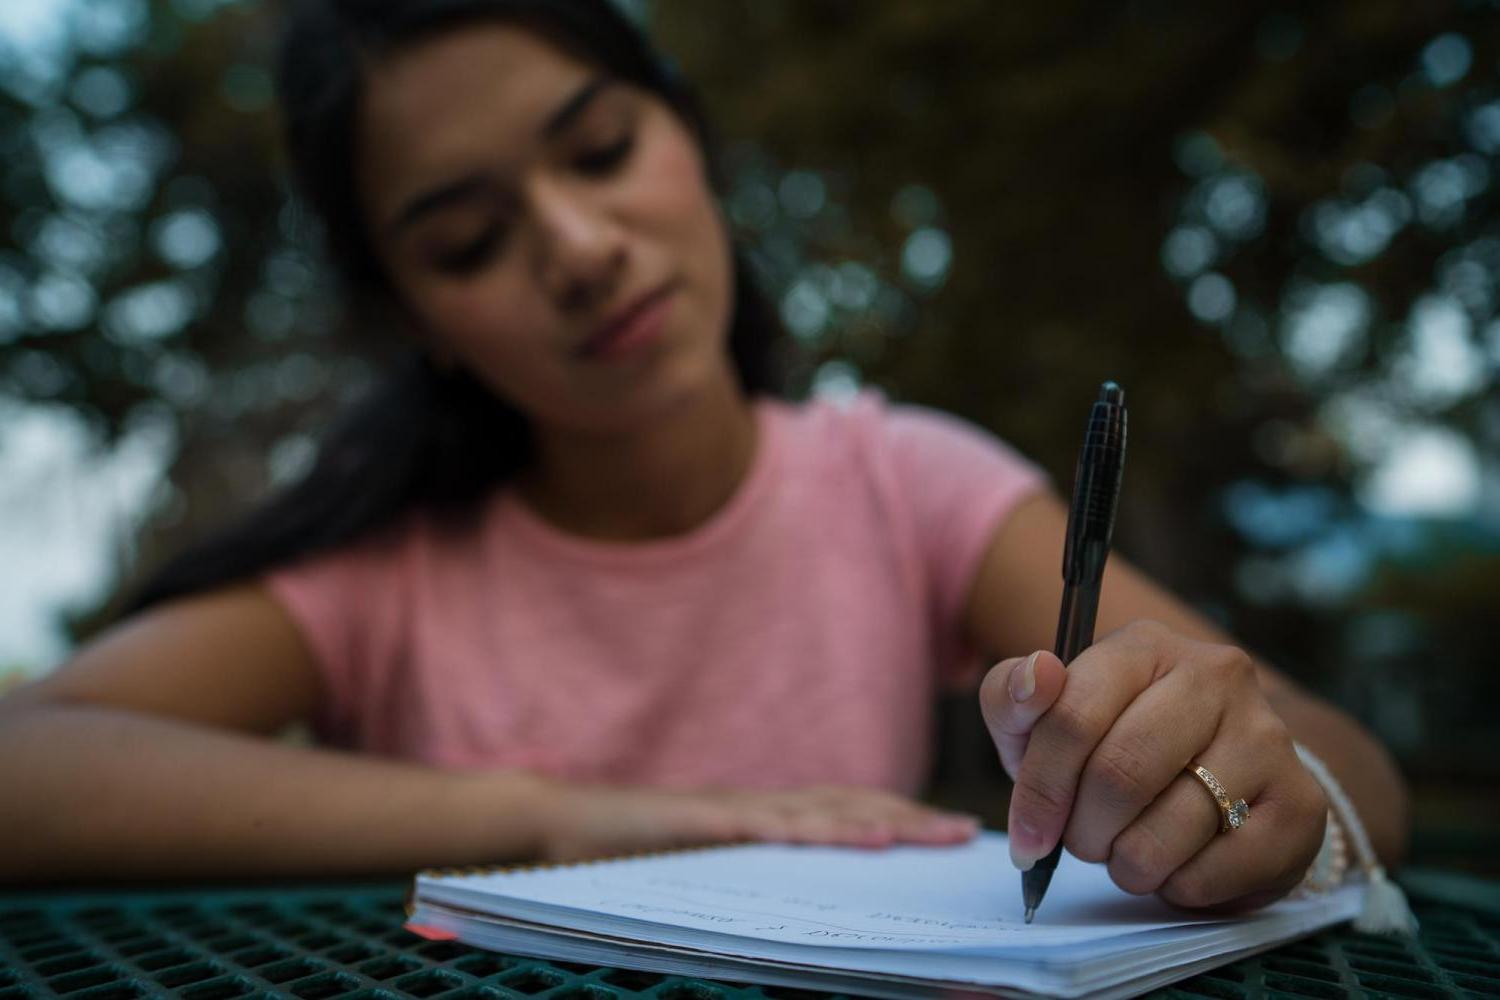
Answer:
[
  {"left": 418, "top": 832, "right": 1229, "bottom": 952},
  {"left": 411, "top": 907, "right": 1159, "bottom": 999},
  {"left": 413, "top": 879, "right": 1361, "bottom": 1000}
]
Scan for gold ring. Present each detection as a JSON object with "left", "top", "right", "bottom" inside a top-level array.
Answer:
[{"left": 1188, "top": 764, "right": 1249, "bottom": 833}]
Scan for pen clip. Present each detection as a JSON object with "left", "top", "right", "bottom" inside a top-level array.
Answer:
[{"left": 1061, "top": 384, "right": 1127, "bottom": 586}]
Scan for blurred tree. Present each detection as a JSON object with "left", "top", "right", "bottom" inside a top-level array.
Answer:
[
  {"left": 1, "top": 0, "right": 1495, "bottom": 866},
  {"left": 1, "top": 0, "right": 363, "bottom": 590}
]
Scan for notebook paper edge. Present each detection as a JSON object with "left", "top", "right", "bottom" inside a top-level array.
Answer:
[
  {"left": 409, "top": 879, "right": 1362, "bottom": 999},
  {"left": 409, "top": 834, "right": 1365, "bottom": 997}
]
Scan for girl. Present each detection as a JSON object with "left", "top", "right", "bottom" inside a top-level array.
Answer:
[{"left": 0, "top": 0, "right": 1406, "bottom": 918}]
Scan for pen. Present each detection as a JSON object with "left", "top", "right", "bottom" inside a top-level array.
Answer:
[{"left": 1021, "top": 380, "right": 1128, "bottom": 923}]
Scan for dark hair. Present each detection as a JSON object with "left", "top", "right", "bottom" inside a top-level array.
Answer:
[{"left": 128, "top": 0, "right": 782, "bottom": 612}]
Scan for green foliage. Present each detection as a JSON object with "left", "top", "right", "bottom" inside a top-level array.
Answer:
[
  {"left": 1, "top": 0, "right": 1495, "bottom": 788},
  {"left": 0, "top": 0, "right": 359, "bottom": 572}
]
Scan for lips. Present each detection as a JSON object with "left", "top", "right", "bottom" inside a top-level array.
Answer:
[{"left": 578, "top": 284, "right": 675, "bottom": 359}]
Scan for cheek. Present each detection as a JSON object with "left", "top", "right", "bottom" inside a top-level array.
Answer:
[
  {"left": 628, "top": 132, "right": 729, "bottom": 302},
  {"left": 413, "top": 279, "right": 555, "bottom": 386},
  {"left": 635, "top": 131, "right": 709, "bottom": 216}
]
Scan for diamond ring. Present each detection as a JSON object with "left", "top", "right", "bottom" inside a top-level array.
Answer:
[{"left": 1188, "top": 764, "right": 1249, "bottom": 833}]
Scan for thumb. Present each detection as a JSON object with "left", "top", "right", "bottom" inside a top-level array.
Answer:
[{"left": 978, "top": 650, "right": 1067, "bottom": 781}]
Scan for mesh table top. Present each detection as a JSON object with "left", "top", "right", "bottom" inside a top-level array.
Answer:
[{"left": 2, "top": 869, "right": 1497, "bottom": 999}]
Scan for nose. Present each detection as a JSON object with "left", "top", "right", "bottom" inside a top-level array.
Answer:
[{"left": 529, "top": 180, "right": 625, "bottom": 311}]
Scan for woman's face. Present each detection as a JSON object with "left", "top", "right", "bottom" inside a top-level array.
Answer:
[{"left": 357, "top": 24, "right": 735, "bottom": 434}]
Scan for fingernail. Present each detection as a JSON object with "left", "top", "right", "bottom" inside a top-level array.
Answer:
[
  {"left": 1009, "top": 651, "right": 1039, "bottom": 703},
  {"left": 1009, "top": 819, "right": 1041, "bottom": 871}
]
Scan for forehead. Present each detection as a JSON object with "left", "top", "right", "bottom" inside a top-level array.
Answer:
[{"left": 357, "top": 24, "right": 596, "bottom": 213}]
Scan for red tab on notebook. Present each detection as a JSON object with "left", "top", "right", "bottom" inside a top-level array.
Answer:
[{"left": 404, "top": 922, "right": 459, "bottom": 941}]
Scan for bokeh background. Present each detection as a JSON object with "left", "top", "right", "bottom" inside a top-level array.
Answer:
[{"left": 1, "top": 1, "right": 1496, "bottom": 870}]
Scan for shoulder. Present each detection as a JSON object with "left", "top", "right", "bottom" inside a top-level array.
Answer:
[
  {"left": 256, "top": 502, "right": 496, "bottom": 738},
  {"left": 767, "top": 388, "right": 1041, "bottom": 483},
  {"left": 761, "top": 389, "right": 1048, "bottom": 560},
  {"left": 764, "top": 387, "right": 943, "bottom": 452},
  {"left": 268, "top": 510, "right": 419, "bottom": 588},
  {"left": 261, "top": 499, "right": 493, "bottom": 627}
]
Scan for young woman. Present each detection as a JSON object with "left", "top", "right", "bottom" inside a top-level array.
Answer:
[{"left": 0, "top": 0, "right": 1407, "bottom": 917}]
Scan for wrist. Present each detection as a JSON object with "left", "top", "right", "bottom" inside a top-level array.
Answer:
[
  {"left": 523, "top": 773, "right": 606, "bottom": 862},
  {"left": 459, "top": 768, "right": 562, "bottom": 864},
  {"left": 1290, "top": 741, "right": 1419, "bottom": 934}
]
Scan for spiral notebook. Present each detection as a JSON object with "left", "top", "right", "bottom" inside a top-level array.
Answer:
[{"left": 405, "top": 831, "right": 1362, "bottom": 999}]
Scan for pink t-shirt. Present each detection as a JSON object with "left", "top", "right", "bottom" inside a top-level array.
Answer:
[{"left": 265, "top": 391, "right": 1046, "bottom": 796}]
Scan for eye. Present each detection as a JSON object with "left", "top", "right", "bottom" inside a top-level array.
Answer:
[
  {"left": 576, "top": 133, "right": 635, "bottom": 176},
  {"left": 433, "top": 227, "right": 504, "bottom": 275}
]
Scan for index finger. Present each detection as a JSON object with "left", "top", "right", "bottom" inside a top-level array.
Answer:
[{"left": 1007, "top": 621, "right": 1172, "bottom": 868}]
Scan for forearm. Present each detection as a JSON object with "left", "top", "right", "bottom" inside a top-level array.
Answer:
[
  {"left": 1261, "top": 678, "right": 1411, "bottom": 869},
  {"left": 0, "top": 704, "right": 552, "bottom": 883}
]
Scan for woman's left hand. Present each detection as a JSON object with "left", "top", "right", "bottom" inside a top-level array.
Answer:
[{"left": 979, "top": 619, "right": 1328, "bottom": 913}]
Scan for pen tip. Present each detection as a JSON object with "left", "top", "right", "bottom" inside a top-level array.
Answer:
[
  {"left": 1099, "top": 381, "right": 1124, "bottom": 405},
  {"left": 1024, "top": 907, "right": 1035, "bottom": 924}
]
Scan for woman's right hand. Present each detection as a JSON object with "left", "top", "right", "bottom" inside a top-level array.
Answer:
[{"left": 535, "top": 781, "right": 981, "bottom": 863}]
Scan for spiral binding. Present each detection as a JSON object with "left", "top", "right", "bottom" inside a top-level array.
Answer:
[
  {"left": 407, "top": 841, "right": 755, "bottom": 917},
  {"left": 419, "top": 840, "right": 752, "bottom": 880}
]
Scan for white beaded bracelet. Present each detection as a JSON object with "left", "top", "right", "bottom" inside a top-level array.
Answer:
[
  {"left": 1292, "top": 741, "right": 1418, "bottom": 935},
  {"left": 1293, "top": 806, "right": 1348, "bottom": 895}
]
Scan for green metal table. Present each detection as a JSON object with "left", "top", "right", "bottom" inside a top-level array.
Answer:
[{"left": 2, "top": 869, "right": 1496, "bottom": 998}]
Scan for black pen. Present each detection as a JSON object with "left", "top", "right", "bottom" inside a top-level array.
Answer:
[{"left": 1021, "top": 381, "right": 1128, "bottom": 923}]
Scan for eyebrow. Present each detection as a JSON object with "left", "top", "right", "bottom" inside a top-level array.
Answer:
[{"left": 385, "top": 75, "right": 614, "bottom": 237}]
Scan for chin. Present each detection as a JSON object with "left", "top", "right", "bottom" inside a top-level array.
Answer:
[{"left": 601, "top": 346, "right": 737, "bottom": 432}]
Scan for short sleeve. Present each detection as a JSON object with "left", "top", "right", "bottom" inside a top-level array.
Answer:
[
  {"left": 880, "top": 401, "right": 1049, "bottom": 690},
  {"left": 262, "top": 526, "right": 411, "bottom": 748}
]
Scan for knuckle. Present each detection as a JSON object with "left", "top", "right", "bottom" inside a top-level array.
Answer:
[
  {"left": 1245, "top": 705, "right": 1290, "bottom": 745},
  {"left": 794, "top": 817, "right": 834, "bottom": 841},
  {"left": 1160, "top": 867, "right": 1216, "bottom": 909},
  {"left": 1108, "top": 827, "right": 1171, "bottom": 894},
  {"left": 840, "top": 818, "right": 878, "bottom": 838},
  {"left": 1063, "top": 823, "right": 1109, "bottom": 865},
  {"left": 1087, "top": 738, "right": 1156, "bottom": 811},
  {"left": 1121, "top": 618, "right": 1160, "bottom": 639},
  {"left": 874, "top": 790, "right": 916, "bottom": 810},
  {"left": 891, "top": 820, "right": 923, "bottom": 839},
  {"left": 1270, "top": 756, "right": 1324, "bottom": 817},
  {"left": 1040, "top": 696, "right": 1100, "bottom": 749},
  {"left": 910, "top": 806, "right": 949, "bottom": 826},
  {"left": 1014, "top": 771, "right": 1075, "bottom": 823},
  {"left": 1212, "top": 644, "right": 1255, "bottom": 684},
  {"left": 1121, "top": 618, "right": 1170, "bottom": 646}
]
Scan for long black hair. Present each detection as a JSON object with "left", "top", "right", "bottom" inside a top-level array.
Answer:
[{"left": 128, "top": 0, "right": 783, "bottom": 611}]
